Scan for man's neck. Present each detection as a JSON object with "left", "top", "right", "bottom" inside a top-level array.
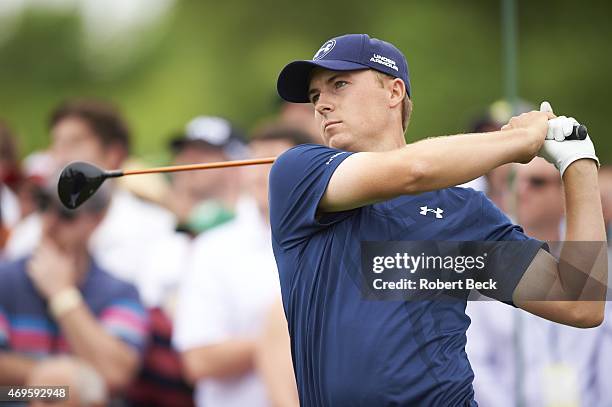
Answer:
[
  {"left": 196, "top": 185, "right": 240, "bottom": 212},
  {"left": 363, "top": 128, "right": 406, "bottom": 152},
  {"left": 217, "top": 186, "right": 240, "bottom": 211}
]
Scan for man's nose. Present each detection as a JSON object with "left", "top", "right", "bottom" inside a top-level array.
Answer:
[{"left": 315, "top": 93, "right": 335, "bottom": 115}]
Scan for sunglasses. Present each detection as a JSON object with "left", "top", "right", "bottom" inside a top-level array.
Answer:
[
  {"left": 35, "top": 191, "right": 79, "bottom": 222},
  {"left": 524, "top": 176, "right": 561, "bottom": 189}
]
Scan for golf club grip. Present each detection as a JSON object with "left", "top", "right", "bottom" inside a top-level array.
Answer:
[{"left": 564, "top": 124, "right": 588, "bottom": 141}]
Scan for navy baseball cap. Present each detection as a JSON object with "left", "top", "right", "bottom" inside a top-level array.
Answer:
[{"left": 277, "top": 34, "right": 411, "bottom": 103}]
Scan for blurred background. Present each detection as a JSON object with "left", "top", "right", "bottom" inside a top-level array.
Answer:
[
  {"left": 1, "top": 1, "right": 611, "bottom": 406},
  {"left": 1, "top": 0, "right": 610, "bottom": 161}
]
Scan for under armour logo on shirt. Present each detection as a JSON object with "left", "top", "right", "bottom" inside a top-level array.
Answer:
[
  {"left": 325, "top": 151, "right": 347, "bottom": 165},
  {"left": 419, "top": 206, "right": 444, "bottom": 219}
]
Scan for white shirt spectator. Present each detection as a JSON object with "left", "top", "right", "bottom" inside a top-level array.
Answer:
[
  {"left": 5, "top": 188, "right": 176, "bottom": 287},
  {"left": 466, "top": 227, "right": 612, "bottom": 407},
  {"left": 137, "top": 231, "right": 191, "bottom": 309},
  {"left": 138, "top": 197, "right": 262, "bottom": 311},
  {"left": 466, "top": 301, "right": 612, "bottom": 407},
  {"left": 173, "top": 196, "right": 280, "bottom": 407}
]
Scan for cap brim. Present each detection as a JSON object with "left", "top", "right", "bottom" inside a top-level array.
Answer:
[
  {"left": 169, "top": 137, "right": 222, "bottom": 153},
  {"left": 277, "top": 60, "right": 369, "bottom": 103}
]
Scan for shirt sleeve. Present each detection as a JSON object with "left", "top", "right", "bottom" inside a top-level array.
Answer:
[
  {"left": 0, "top": 262, "right": 13, "bottom": 350},
  {"left": 0, "top": 306, "right": 9, "bottom": 350},
  {"left": 475, "top": 192, "right": 547, "bottom": 303},
  {"left": 269, "top": 144, "right": 355, "bottom": 249},
  {"left": 99, "top": 287, "right": 149, "bottom": 353}
]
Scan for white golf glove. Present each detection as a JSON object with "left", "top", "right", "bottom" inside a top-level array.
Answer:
[{"left": 538, "top": 101, "right": 599, "bottom": 177}]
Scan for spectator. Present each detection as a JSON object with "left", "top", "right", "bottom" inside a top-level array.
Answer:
[
  {"left": 467, "top": 158, "right": 610, "bottom": 406},
  {"left": 172, "top": 124, "right": 309, "bottom": 407},
  {"left": 0, "top": 121, "right": 22, "bottom": 249},
  {"left": 127, "top": 116, "right": 247, "bottom": 407},
  {"left": 598, "top": 164, "right": 612, "bottom": 402},
  {"left": 276, "top": 98, "right": 320, "bottom": 142},
  {"left": 16, "top": 151, "right": 56, "bottom": 220},
  {"left": 598, "top": 165, "right": 612, "bottom": 295},
  {"left": 5, "top": 99, "right": 176, "bottom": 287},
  {"left": 138, "top": 116, "right": 248, "bottom": 308},
  {"left": 0, "top": 181, "right": 148, "bottom": 394},
  {"left": 166, "top": 116, "right": 246, "bottom": 233},
  {"left": 116, "top": 156, "right": 172, "bottom": 208},
  {"left": 598, "top": 165, "right": 612, "bottom": 241},
  {"left": 125, "top": 306, "right": 195, "bottom": 407},
  {"left": 467, "top": 100, "right": 534, "bottom": 212}
]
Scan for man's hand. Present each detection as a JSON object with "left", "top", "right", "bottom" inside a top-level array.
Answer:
[
  {"left": 27, "top": 241, "right": 78, "bottom": 301},
  {"left": 542, "top": 101, "right": 579, "bottom": 141},
  {"left": 538, "top": 101, "right": 599, "bottom": 176},
  {"left": 501, "top": 109, "right": 554, "bottom": 163}
]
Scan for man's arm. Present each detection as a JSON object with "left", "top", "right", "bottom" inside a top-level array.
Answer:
[
  {"left": 514, "top": 159, "right": 607, "bottom": 327},
  {"left": 54, "top": 303, "right": 140, "bottom": 392},
  {"left": 0, "top": 306, "right": 34, "bottom": 385},
  {"left": 180, "top": 340, "right": 256, "bottom": 383},
  {"left": 26, "top": 244, "right": 141, "bottom": 392},
  {"left": 255, "top": 301, "right": 299, "bottom": 407},
  {"left": 321, "top": 113, "right": 549, "bottom": 212},
  {"left": 0, "top": 353, "right": 37, "bottom": 385},
  {"left": 174, "top": 237, "right": 257, "bottom": 384}
]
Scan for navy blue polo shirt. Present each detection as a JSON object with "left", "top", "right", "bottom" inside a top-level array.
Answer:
[{"left": 269, "top": 144, "right": 543, "bottom": 406}]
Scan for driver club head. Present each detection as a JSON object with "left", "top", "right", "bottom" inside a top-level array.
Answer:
[{"left": 57, "top": 161, "right": 109, "bottom": 209}]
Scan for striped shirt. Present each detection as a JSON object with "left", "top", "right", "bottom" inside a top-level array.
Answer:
[{"left": 0, "top": 257, "right": 148, "bottom": 357}]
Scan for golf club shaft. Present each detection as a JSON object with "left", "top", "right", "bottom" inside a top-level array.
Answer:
[{"left": 117, "top": 157, "right": 276, "bottom": 177}]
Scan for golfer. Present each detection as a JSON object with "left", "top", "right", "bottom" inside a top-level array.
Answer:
[{"left": 270, "top": 34, "right": 606, "bottom": 406}]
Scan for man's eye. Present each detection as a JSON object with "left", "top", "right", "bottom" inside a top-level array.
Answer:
[
  {"left": 311, "top": 94, "right": 319, "bottom": 104},
  {"left": 335, "top": 80, "right": 348, "bottom": 88}
]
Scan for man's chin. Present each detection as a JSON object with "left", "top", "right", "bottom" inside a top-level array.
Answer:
[{"left": 326, "top": 133, "right": 353, "bottom": 151}]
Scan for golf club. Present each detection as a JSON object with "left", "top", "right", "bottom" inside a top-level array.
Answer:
[
  {"left": 57, "top": 123, "right": 588, "bottom": 210},
  {"left": 566, "top": 124, "right": 588, "bottom": 140},
  {"left": 58, "top": 157, "right": 276, "bottom": 210}
]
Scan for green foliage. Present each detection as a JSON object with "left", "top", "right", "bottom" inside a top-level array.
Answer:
[{"left": 0, "top": 0, "right": 610, "bottom": 162}]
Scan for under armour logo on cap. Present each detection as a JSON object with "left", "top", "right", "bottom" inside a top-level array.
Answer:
[
  {"left": 313, "top": 40, "right": 336, "bottom": 60},
  {"left": 420, "top": 206, "right": 444, "bottom": 219}
]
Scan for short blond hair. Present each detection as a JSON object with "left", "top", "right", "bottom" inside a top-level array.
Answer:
[{"left": 375, "top": 71, "right": 413, "bottom": 132}]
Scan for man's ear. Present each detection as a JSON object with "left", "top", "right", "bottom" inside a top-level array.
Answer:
[{"left": 389, "top": 78, "right": 406, "bottom": 109}]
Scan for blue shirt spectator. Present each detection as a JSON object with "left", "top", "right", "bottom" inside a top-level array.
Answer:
[{"left": 0, "top": 257, "right": 147, "bottom": 357}]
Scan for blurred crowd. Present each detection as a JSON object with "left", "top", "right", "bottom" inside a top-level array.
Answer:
[{"left": 0, "top": 98, "right": 610, "bottom": 407}]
